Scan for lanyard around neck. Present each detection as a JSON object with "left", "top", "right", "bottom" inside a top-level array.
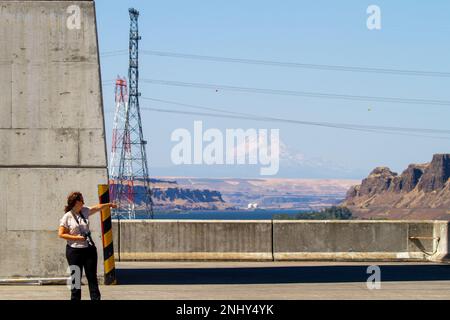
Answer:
[{"left": 71, "top": 210, "right": 87, "bottom": 225}]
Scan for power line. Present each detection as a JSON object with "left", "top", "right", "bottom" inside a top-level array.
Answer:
[
  {"left": 100, "top": 49, "right": 450, "bottom": 78},
  {"left": 142, "top": 106, "right": 450, "bottom": 140},
  {"left": 102, "top": 80, "right": 116, "bottom": 85},
  {"left": 141, "top": 96, "right": 450, "bottom": 135},
  {"left": 141, "top": 97, "right": 254, "bottom": 117},
  {"left": 107, "top": 94, "right": 450, "bottom": 136},
  {"left": 101, "top": 49, "right": 128, "bottom": 57},
  {"left": 140, "top": 79, "right": 450, "bottom": 106},
  {"left": 140, "top": 105, "right": 450, "bottom": 140}
]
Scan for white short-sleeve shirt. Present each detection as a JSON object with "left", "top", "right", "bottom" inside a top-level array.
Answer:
[{"left": 59, "top": 207, "right": 91, "bottom": 248}]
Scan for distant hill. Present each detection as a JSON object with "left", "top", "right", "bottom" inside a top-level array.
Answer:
[
  {"left": 161, "top": 177, "right": 357, "bottom": 211},
  {"left": 117, "top": 177, "right": 360, "bottom": 211},
  {"left": 342, "top": 154, "right": 450, "bottom": 220}
]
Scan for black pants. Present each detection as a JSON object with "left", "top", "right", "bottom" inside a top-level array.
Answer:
[{"left": 66, "top": 245, "right": 101, "bottom": 300}]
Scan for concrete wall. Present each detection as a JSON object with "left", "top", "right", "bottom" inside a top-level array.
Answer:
[
  {"left": 274, "top": 220, "right": 448, "bottom": 261},
  {"left": 113, "top": 220, "right": 273, "bottom": 261},
  {"left": 0, "top": 1, "right": 108, "bottom": 278},
  {"left": 113, "top": 220, "right": 449, "bottom": 263}
]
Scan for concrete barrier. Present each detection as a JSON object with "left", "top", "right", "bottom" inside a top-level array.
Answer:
[
  {"left": 112, "top": 220, "right": 273, "bottom": 261},
  {"left": 113, "top": 220, "right": 449, "bottom": 263},
  {"left": 273, "top": 220, "right": 448, "bottom": 262}
]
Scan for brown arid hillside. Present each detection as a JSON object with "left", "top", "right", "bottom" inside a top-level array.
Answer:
[{"left": 342, "top": 154, "right": 450, "bottom": 220}]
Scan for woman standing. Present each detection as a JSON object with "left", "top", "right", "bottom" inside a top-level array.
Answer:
[{"left": 58, "top": 191, "right": 117, "bottom": 300}]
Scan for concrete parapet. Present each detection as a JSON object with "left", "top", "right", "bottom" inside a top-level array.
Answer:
[
  {"left": 273, "top": 220, "right": 443, "bottom": 261},
  {"left": 112, "top": 220, "right": 273, "bottom": 261},
  {"left": 113, "top": 220, "right": 449, "bottom": 263}
]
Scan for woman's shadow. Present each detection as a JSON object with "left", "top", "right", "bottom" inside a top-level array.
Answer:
[{"left": 115, "top": 264, "right": 450, "bottom": 285}]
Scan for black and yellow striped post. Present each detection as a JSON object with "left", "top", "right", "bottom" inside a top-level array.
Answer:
[{"left": 98, "top": 184, "right": 117, "bottom": 285}]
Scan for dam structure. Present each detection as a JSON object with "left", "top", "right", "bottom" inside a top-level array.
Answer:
[{"left": 0, "top": 0, "right": 108, "bottom": 279}]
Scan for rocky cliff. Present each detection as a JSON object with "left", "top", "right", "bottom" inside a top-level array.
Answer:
[
  {"left": 342, "top": 154, "right": 450, "bottom": 220},
  {"left": 148, "top": 180, "right": 236, "bottom": 211},
  {"left": 113, "top": 179, "right": 236, "bottom": 211},
  {"left": 151, "top": 186, "right": 235, "bottom": 211}
]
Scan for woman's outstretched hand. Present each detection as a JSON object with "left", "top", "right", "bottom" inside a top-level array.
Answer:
[{"left": 89, "top": 202, "right": 118, "bottom": 215}]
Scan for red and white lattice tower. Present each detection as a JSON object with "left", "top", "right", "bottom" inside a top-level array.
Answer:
[{"left": 109, "top": 76, "right": 134, "bottom": 215}]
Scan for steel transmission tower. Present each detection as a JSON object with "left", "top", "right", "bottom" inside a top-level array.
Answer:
[{"left": 111, "top": 8, "right": 154, "bottom": 219}]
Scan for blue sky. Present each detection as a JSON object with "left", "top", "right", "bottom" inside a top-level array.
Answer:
[{"left": 95, "top": 0, "right": 450, "bottom": 179}]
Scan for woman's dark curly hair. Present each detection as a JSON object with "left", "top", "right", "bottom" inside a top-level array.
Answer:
[{"left": 64, "top": 192, "right": 84, "bottom": 213}]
